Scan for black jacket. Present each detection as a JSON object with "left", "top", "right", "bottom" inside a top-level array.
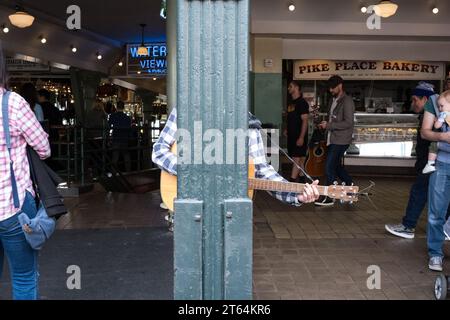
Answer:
[{"left": 27, "top": 147, "right": 67, "bottom": 218}]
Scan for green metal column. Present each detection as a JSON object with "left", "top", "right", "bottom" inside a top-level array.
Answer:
[
  {"left": 167, "top": 0, "right": 177, "bottom": 112},
  {"left": 174, "top": 0, "right": 252, "bottom": 300}
]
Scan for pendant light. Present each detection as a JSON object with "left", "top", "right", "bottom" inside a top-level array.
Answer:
[
  {"left": 373, "top": 1, "right": 398, "bottom": 18},
  {"left": 137, "top": 24, "right": 148, "bottom": 56},
  {"left": 9, "top": 6, "right": 35, "bottom": 28}
]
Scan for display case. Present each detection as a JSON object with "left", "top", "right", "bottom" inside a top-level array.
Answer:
[{"left": 347, "top": 113, "right": 420, "bottom": 168}]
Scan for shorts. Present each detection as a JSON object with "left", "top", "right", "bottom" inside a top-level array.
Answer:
[{"left": 287, "top": 139, "right": 308, "bottom": 157}]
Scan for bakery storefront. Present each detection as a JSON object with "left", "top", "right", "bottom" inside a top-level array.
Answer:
[{"left": 289, "top": 59, "right": 447, "bottom": 175}]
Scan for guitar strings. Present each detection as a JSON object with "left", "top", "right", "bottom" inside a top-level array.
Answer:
[{"left": 259, "top": 130, "right": 315, "bottom": 183}]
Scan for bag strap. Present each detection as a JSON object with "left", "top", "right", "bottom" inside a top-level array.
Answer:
[
  {"left": 430, "top": 94, "right": 440, "bottom": 117},
  {"left": 2, "top": 91, "right": 20, "bottom": 209}
]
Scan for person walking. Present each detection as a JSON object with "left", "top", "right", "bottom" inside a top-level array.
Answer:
[
  {"left": 385, "top": 82, "right": 450, "bottom": 240},
  {"left": 0, "top": 44, "right": 51, "bottom": 299}
]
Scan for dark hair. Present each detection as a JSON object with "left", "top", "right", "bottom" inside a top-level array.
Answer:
[
  {"left": 0, "top": 41, "right": 7, "bottom": 89},
  {"left": 20, "top": 83, "right": 38, "bottom": 110},
  {"left": 327, "top": 75, "right": 344, "bottom": 89},
  {"left": 290, "top": 80, "right": 302, "bottom": 91},
  {"left": 117, "top": 101, "right": 125, "bottom": 110},
  {"left": 38, "top": 88, "right": 51, "bottom": 101}
]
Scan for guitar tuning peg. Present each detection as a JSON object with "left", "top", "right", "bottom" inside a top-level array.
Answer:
[
  {"left": 342, "top": 182, "right": 346, "bottom": 186},
  {"left": 333, "top": 181, "right": 338, "bottom": 186}
]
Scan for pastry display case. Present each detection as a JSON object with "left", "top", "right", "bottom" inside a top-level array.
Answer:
[
  {"left": 348, "top": 113, "right": 420, "bottom": 165},
  {"left": 353, "top": 113, "right": 419, "bottom": 144}
]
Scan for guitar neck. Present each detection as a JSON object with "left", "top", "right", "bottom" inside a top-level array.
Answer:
[{"left": 248, "top": 178, "right": 328, "bottom": 196}]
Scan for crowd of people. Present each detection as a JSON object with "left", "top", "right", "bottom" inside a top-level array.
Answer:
[{"left": 286, "top": 75, "right": 450, "bottom": 272}]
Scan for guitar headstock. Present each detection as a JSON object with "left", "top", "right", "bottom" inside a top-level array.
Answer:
[{"left": 327, "top": 183, "right": 360, "bottom": 203}]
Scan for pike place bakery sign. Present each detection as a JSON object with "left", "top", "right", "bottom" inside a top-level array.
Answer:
[{"left": 294, "top": 60, "right": 445, "bottom": 81}]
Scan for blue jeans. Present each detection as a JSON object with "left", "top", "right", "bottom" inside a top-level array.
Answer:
[
  {"left": 427, "top": 161, "right": 450, "bottom": 258},
  {"left": 402, "top": 173, "right": 450, "bottom": 229},
  {"left": 326, "top": 144, "right": 353, "bottom": 186},
  {"left": 0, "top": 191, "right": 39, "bottom": 300}
]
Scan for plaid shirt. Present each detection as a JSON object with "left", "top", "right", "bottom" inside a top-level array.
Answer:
[
  {"left": 0, "top": 89, "right": 51, "bottom": 221},
  {"left": 152, "top": 108, "right": 300, "bottom": 206}
]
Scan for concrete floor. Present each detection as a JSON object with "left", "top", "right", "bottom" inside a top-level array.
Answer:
[{"left": 0, "top": 177, "right": 445, "bottom": 300}]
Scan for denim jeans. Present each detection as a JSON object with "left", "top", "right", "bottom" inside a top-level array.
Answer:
[
  {"left": 0, "top": 191, "right": 39, "bottom": 300},
  {"left": 326, "top": 144, "right": 353, "bottom": 186},
  {"left": 402, "top": 173, "right": 450, "bottom": 229},
  {"left": 427, "top": 161, "right": 450, "bottom": 258}
]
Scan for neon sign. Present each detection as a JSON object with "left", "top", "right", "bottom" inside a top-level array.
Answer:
[{"left": 127, "top": 43, "right": 167, "bottom": 77}]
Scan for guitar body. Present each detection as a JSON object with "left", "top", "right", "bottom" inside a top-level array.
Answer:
[
  {"left": 304, "top": 130, "right": 327, "bottom": 177},
  {"left": 160, "top": 143, "right": 255, "bottom": 211}
]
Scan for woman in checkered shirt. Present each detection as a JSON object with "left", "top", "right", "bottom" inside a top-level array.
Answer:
[{"left": 0, "top": 45, "right": 51, "bottom": 300}]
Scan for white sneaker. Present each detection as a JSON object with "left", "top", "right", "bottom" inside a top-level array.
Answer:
[
  {"left": 423, "top": 163, "right": 436, "bottom": 174},
  {"left": 160, "top": 202, "right": 168, "bottom": 210}
]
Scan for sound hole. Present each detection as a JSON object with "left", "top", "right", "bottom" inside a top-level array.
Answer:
[{"left": 314, "top": 147, "right": 324, "bottom": 157}]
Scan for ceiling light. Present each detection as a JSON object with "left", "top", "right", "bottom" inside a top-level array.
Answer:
[
  {"left": 432, "top": 7, "right": 439, "bottom": 14},
  {"left": 2, "top": 25, "right": 9, "bottom": 33},
  {"left": 39, "top": 35, "right": 47, "bottom": 44},
  {"left": 96, "top": 52, "right": 102, "bottom": 60},
  {"left": 361, "top": 6, "right": 368, "bottom": 13},
  {"left": 118, "top": 61, "right": 123, "bottom": 67},
  {"left": 137, "top": 71, "right": 142, "bottom": 75},
  {"left": 137, "top": 24, "right": 148, "bottom": 56},
  {"left": 153, "top": 77, "right": 157, "bottom": 81},
  {"left": 8, "top": 7, "right": 34, "bottom": 28},
  {"left": 373, "top": 1, "right": 398, "bottom": 18},
  {"left": 71, "top": 45, "right": 77, "bottom": 53},
  {"left": 288, "top": 4, "right": 296, "bottom": 12}
]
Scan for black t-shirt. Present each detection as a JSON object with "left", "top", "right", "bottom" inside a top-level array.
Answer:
[
  {"left": 415, "top": 113, "right": 431, "bottom": 173},
  {"left": 287, "top": 97, "right": 309, "bottom": 139}
]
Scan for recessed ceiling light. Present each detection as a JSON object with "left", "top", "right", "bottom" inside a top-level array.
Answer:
[
  {"left": 71, "top": 45, "right": 77, "bottom": 53},
  {"left": 96, "top": 52, "right": 102, "bottom": 60},
  {"left": 288, "top": 4, "right": 296, "bottom": 12},
  {"left": 118, "top": 61, "right": 123, "bottom": 67},
  {"left": 2, "top": 25, "right": 9, "bottom": 33},
  {"left": 361, "top": 6, "right": 368, "bottom": 13},
  {"left": 432, "top": 7, "right": 439, "bottom": 14},
  {"left": 153, "top": 77, "right": 157, "bottom": 81},
  {"left": 137, "top": 70, "right": 141, "bottom": 74},
  {"left": 39, "top": 36, "right": 47, "bottom": 44}
]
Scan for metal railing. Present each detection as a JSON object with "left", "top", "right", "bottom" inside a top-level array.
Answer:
[{"left": 48, "top": 124, "right": 156, "bottom": 187}]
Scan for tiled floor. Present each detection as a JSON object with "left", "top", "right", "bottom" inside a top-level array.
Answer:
[
  {"left": 54, "top": 177, "right": 446, "bottom": 300},
  {"left": 252, "top": 177, "right": 446, "bottom": 300}
]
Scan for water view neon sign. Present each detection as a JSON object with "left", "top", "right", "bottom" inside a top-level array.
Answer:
[{"left": 126, "top": 43, "right": 167, "bottom": 77}]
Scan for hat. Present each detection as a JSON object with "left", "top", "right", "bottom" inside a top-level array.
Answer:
[
  {"left": 18, "top": 206, "right": 56, "bottom": 250},
  {"left": 327, "top": 75, "right": 344, "bottom": 89},
  {"left": 412, "top": 81, "right": 435, "bottom": 98}
]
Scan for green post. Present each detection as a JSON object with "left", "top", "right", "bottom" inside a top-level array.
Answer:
[{"left": 174, "top": 0, "right": 252, "bottom": 300}]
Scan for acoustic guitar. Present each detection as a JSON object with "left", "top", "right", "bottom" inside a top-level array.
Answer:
[
  {"left": 304, "top": 104, "right": 327, "bottom": 177},
  {"left": 160, "top": 145, "right": 359, "bottom": 211}
]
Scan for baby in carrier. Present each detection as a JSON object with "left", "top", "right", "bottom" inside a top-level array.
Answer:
[{"left": 423, "top": 90, "right": 450, "bottom": 174}]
